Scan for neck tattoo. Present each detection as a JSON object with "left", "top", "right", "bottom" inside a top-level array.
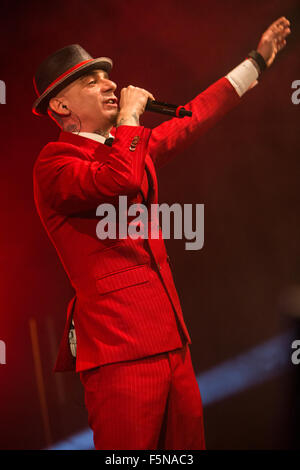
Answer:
[{"left": 94, "top": 130, "right": 110, "bottom": 139}]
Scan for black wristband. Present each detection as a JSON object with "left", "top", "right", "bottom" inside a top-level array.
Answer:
[{"left": 247, "top": 50, "right": 267, "bottom": 73}]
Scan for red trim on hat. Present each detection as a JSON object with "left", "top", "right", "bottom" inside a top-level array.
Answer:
[
  {"left": 33, "top": 76, "right": 39, "bottom": 97},
  {"left": 33, "top": 59, "right": 94, "bottom": 97}
]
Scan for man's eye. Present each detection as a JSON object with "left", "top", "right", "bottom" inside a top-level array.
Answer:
[{"left": 88, "top": 80, "right": 96, "bottom": 85}]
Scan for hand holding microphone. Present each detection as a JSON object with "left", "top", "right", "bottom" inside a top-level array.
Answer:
[
  {"left": 116, "top": 85, "right": 155, "bottom": 127},
  {"left": 116, "top": 85, "right": 192, "bottom": 127}
]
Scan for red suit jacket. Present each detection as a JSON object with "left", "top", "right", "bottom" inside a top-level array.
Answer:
[{"left": 33, "top": 77, "right": 240, "bottom": 372}]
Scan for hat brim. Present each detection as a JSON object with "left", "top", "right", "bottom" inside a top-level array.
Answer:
[{"left": 32, "top": 57, "right": 113, "bottom": 116}]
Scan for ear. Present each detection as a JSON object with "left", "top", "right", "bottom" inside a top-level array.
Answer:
[{"left": 48, "top": 97, "right": 70, "bottom": 116}]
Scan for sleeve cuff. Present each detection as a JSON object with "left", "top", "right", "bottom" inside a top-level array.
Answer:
[{"left": 226, "top": 59, "right": 259, "bottom": 97}]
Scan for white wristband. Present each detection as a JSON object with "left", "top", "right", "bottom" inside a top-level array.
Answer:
[{"left": 226, "top": 59, "right": 259, "bottom": 97}]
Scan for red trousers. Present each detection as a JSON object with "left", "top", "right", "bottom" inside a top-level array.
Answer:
[{"left": 79, "top": 344, "right": 206, "bottom": 450}]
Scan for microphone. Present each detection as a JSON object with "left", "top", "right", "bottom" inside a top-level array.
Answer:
[{"left": 145, "top": 99, "right": 192, "bottom": 118}]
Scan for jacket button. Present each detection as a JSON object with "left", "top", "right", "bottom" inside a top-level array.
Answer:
[{"left": 157, "top": 263, "right": 161, "bottom": 270}]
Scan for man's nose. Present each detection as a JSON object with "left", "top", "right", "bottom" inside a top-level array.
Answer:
[{"left": 102, "top": 79, "right": 117, "bottom": 92}]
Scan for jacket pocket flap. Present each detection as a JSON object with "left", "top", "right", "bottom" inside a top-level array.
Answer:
[{"left": 96, "top": 264, "right": 149, "bottom": 295}]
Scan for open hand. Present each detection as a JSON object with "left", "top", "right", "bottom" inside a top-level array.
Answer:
[{"left": 257, "top": 17, "right": 291, "bottom": 68}]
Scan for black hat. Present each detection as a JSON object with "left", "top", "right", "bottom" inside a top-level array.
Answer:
[{"left": 32, "top": 44, "right": 113, "bottom": 116}]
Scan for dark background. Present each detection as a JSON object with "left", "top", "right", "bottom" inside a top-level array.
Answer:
[{"left": 0, "top": 0, "right": 299, "bottom": 449}]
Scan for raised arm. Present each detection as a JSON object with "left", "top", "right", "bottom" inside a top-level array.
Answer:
[{"left": 148, "top": 16, "right": 291, "bottom": 169}]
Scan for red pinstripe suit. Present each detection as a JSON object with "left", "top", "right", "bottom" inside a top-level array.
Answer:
[{"left": 33, "top": 77, "right": 240, "bottom": 448}]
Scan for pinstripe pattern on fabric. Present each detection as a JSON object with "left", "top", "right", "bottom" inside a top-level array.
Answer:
[
  {"left": 33, "top": 77, "right": 241, "bottom": 372},
  {"left": 80, "top": 344, "right": 205, "bottom": 450}
]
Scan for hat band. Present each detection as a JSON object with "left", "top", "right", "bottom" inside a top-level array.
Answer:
[{"left": 33, "top": 58, "right": 94, "bottom": 97}]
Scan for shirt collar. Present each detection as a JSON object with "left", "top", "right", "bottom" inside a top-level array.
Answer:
[{"left": 72, "top": 131, "right": 114, "bottom": 144}]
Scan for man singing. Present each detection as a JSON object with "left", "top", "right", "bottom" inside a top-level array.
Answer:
[{"left": 32, "top": 17, "right": 290, "bottom": 450}]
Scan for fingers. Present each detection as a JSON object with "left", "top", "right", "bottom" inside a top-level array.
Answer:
[
  {"left": 271, "top": 16, "right": 290, "bottom": 29},
  {"left": 268, "top": 20, "right": 291, "bottom": 49},
  {"left": 119, "top": 85, "right": 155, "bottom": 117},
  {"left": 257, "top": 16, "right": 291, "bottom": 67},
  {"left": 125, "top": 85, "right": 155, "bottom": 101},
  {"left": 261, "top": 16, "right": 291, "bottom": 47},
  {"left": 270, "top": 16, "right": 291, "bottom": 37},
  {"left": 276, "top": 32, "right": 287, "bottom": 46},
  {"left": 139, "top": 87, "right": 155, "bottom": 101}
]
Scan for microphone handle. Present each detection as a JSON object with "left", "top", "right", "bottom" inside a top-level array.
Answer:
[{"left": 145, "top": 99, "right": 192, "bottom": 118}]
